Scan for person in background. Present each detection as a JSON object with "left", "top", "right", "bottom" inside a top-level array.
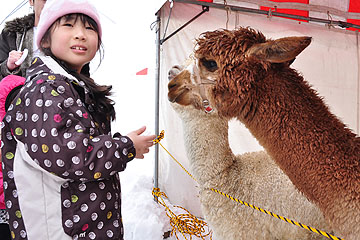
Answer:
[
  {"left": 0, "top": 75, "right": 25, "bottom": 240},
  {"left": 1, "top": 0, "right": 155, "bottom": 239},
  {"left": 0, "top": 0, "right": 47, "bottom": 81}
]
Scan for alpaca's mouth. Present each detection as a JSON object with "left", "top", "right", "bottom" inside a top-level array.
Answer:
[
  {"left": 167, "top": 91, "right": 182, "bottom": 103},
  {"left": 168, "top": 88, "right": 189, "bottom": 104}
]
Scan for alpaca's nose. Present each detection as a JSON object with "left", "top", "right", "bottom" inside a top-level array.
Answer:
[{"left": 168, "top": 65, "right": 183, "bottom": 81}]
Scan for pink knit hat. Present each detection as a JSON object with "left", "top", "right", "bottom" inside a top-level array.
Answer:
[{"left": 36, "top": 0, "right": 102, "bottom": 49}]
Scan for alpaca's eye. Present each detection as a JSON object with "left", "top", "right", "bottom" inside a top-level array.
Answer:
[{"left": 200, "top": 58, "right": 218, "bottom": 72}]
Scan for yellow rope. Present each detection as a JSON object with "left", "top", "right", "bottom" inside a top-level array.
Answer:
[
  {"left": 154, "top": 130, "right": 344, "bottom": 240},
  {"left": 210, "top": 188, "right": 343, "bottom": 240},
  {"left": 154, "top": 131, "right": 196, "bottom": 182},
  {"left": 152, "top": 187, "right": 212, "bottom": 240}
]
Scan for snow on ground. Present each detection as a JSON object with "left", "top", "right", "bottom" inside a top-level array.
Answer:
[
  {"left": 120, "top": 155, "right": 212, "bottom": 240},
  {"left": 120, "top": 158, "right": 169, "bottom": 240}
]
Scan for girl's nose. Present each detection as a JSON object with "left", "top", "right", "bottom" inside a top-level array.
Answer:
[{"left": 74, "top": 27, "right": 86, "bottom": 40}]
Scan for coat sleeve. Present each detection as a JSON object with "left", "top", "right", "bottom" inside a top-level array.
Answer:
[
  {"left": 0, "top": 30, "right": 21, "bottom": 81},
  {"left": 10, "top": 73, "right": 136, "bottom": 182},
  {"left": 0, "top": 161, "right": 4, "bottom": 210}
]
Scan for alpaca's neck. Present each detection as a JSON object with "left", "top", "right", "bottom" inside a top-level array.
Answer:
[
  {"left": 179, "top": 109, "right": 235, "bottom": 185},
  {"left": 241, "top": 69, "right": 359, "bottom": 202},
  {"left": 246, "top": 70, "right": 356, "bottom": 155}
]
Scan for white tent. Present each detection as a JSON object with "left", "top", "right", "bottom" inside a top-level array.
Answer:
[{"left": 155, "top": 0, "right": 360, "bottom": 217}]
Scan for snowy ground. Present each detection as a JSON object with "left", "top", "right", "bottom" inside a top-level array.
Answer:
[
  {"left": 120, "top": 157, "right": 170, "bottom": 240},
  {"left": 120, "top": 153, "right": 212, "bottom": 240}
]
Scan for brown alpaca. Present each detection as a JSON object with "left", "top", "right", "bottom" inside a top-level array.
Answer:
[{"left": 168, "top": 27, "right": 360, "bottom": 239}]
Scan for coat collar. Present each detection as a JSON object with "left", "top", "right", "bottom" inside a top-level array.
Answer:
[
  {"left": 27, "top": 56, "right": 90, "bottom": 94},
  {"left": 4, "top": 14, "right": 35, "bottom": 33},
  {"left": 27, "top": 56, "right": 95, "bottom": 107}
]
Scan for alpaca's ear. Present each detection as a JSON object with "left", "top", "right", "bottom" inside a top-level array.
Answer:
[{"left": 245, "top": 36, "right": 311, "bottom": 63}]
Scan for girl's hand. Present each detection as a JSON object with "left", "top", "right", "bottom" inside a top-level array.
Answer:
[
  {"left": 7, "top": 50, "right": 23, "bottom": 71},
  {"left": 127, "top": 126, "right": 156, "bottom": 159}
]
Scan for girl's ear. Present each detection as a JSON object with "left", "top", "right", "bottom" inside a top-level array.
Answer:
[
  {"left": 40, "top": 24, "right": 56, "bottom": 51},
  {"left": 29, "top": 0, "right": 34, "bottom": 7},
  {"left": 40, "top": 39, "right": 51, "bottom": 49}
]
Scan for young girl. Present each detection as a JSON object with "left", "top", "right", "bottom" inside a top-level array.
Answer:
[{"left": 1, "top": 0, "right": 155, "bottom": 239}]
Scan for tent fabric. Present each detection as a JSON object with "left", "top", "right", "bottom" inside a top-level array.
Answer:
[
  {"left": 157, "top": 0, "right": 360, "bottom": 217},
  {"left": 220, "top": 0, "right": 360, "bottom": 19},
  {"left": 194, "top": 0, "right": 360, "bottom": 30}
]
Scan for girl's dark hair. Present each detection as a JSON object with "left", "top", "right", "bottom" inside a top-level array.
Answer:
[{"left": 40, "top": 13, "right": 116, "bottom": 121}]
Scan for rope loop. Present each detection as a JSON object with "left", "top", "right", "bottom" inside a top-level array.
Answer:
[
  {"left": 152, "top": 188, "right": 212, "bottom": 240},
  {"left": 153, "top": 130, "right": 165, "bottom": 144}
]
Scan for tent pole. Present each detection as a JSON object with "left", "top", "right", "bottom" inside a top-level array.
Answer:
[{"left": 154, "top": 12, "right": 161, "bottom": 202}]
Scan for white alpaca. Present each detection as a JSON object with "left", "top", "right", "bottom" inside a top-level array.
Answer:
[{"left": 168, "top": 78, "right": 332, "bottom": 239}]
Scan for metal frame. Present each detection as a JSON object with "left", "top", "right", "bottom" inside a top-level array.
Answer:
[
  {"left": 175, "top": 0, "right": 360, "bottom": 29},
  {"left": 161, "top": 5, "right": 210, "bottom": 44},
  {"left": 154, "top": 14, "right": 161, "bottom": 201}
]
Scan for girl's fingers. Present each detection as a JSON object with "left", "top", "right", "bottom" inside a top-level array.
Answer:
[
  {"left": 134, "top": 126, "right": 146, "bottom": 135},
  {"left": 145, "top": 134, "right": 156, "bottom": 141}
]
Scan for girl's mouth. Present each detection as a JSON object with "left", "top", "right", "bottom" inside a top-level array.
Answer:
[{"left": 71, "top": 46, "right": 87, "bottom": 51}]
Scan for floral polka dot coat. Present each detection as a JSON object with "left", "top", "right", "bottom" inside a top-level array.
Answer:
[{"left": 1, "top": 56, "right": 136, "bottom": 240}]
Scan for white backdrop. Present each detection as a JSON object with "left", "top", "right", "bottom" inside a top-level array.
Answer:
[{"left": 158, "top": 1, "right": 360, "bottom": 217}]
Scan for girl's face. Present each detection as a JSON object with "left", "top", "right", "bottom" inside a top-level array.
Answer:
[{"left": 42, "top": 15, "right": 99, "bottom": 73}]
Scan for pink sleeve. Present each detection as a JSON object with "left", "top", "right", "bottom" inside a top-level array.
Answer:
[
  {"left": 0, "top": 167, "right": 4, "bottom": 209},
  {"left": 0, "top": 75, "right": 25, "bottom": 121}
]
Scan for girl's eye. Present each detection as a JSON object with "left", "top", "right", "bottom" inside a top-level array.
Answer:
[
  {"left": 86, "top": 26, "right": 95, "bottom": 31},
  {"left": 63, "top": 23, "right": 73, "bottom": 27}
]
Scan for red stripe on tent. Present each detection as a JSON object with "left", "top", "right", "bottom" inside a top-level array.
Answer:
[
  {"left": 197, "top": 0, "right": 213, "bottom": 2},
  {"left": 136, "top": 68, "right": 148, "bottom": 75},
  {"left": 349, "top": 0, "right": 360, "bottom": 13},
  {"left": 347, "top": 0, "right": 360, "bottom": 31},
  {"left": 265, "top": 0, "right": 308, "bottom": 3},
  {"left": 346, "top": 19, "right": 360, "bottom": 31},
  {"left": 260, "top": 0, "right": 309, "bottom": 22}
]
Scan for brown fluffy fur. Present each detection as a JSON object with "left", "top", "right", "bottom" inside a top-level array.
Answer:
[
  {"left": 168, "top": 66, "right": 333, "bottom": 239},
  {"left": 176, "top": 27, "right": 360, "bottom": 239}
]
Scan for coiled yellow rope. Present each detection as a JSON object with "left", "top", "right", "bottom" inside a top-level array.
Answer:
[
  {"left": 154, "top": 130, "right": 344, "bottom": 240},
  {"left": 152, "top": 188, "right": 212, "bottom": 240}
]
